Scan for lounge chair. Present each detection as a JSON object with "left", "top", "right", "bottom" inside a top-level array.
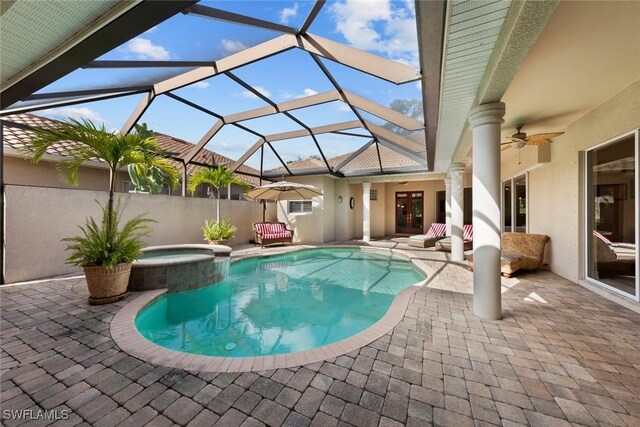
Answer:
[
  {"left": 407, "top": 223, "right": 446, "bottom": 248},
  {"left": 253, "top": 222, "right": 294, "bottom": 248},
  {"left": 435, "top": 224, "right": 473, "bottom": 252},
  {"left": 592, "top": 230, "right": 635, "bottom": 276},
  {"left": 468, "top": 232, "right": 549, "bottom": 277}
]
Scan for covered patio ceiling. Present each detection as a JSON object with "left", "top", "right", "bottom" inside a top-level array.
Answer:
[{"left": 0, "top": 0, "right": 448, "bottom": 180}]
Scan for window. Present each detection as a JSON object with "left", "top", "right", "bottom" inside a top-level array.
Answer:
[
  {"left": 288, "top": 200, "right": 312, "bottom": 214},
  {"left": 586, "top": 131, "right": 637, "bottom": 299},
  {"left": 502, "top": 174, "right": 527, "bottom": 232},
  {"left": 370, "top": 189, "right": 378, "bottom": 201}
]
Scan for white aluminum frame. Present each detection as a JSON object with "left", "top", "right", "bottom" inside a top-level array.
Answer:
[
  {"left": 582, "top": 129, "right": 639, "bottom": 302},
  {"left": 501, "top": 172, "right": 528, "bottom": 233}
]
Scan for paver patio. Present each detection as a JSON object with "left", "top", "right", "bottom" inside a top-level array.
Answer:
[{"left": 2, "top": 243, "right": 640, "bottom": 426}]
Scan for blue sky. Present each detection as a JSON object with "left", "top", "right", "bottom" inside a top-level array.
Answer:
[{"left": 33, "top": 0, "right": 422, "bottom": 170}]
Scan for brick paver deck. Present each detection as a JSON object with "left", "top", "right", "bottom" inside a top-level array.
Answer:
[{"left": 2, "top": 244, "right": 640, "bottom": 426}]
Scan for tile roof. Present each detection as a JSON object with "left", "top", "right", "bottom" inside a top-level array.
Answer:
[
  {"left": 266, "top": 144, "right": 422, "bottom": 176},
  {"left": 1, "top": 113, "right": 262, "bottom": 186}
]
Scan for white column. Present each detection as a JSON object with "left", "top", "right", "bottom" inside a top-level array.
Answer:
[
  {"left": 444, "top": 177, "right": 452, "bottom": 236},
  {"left": 468, "top": 102, "right": 505, "bottom": 321},
  {"left": 227, "top": 183, "right": 232, "bottom": 200},
  {"left": 362, "top": 182, "right": 371, "bottom": 243},
  {"left": 450, "top": 163, "right": 465, "bottom": 262}
]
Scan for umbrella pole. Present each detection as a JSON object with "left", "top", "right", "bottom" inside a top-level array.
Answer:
[{"left": 262, "top": 200, "right": 266, "bottom": 222}]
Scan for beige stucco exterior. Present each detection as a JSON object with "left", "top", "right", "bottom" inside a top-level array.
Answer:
[
  {"left": 4, "top": 185, "right": 276, "bottom": 283},
  {"left": 499, "top": 79, "right": 640, "bottom": 284}
]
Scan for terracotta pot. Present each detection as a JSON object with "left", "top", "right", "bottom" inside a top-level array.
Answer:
[
  {"left": 83, "top": 263, "right": 131, "bottom": 305},
  {"left": 207, "top": 239, "right": 228, "bottom": 245}
]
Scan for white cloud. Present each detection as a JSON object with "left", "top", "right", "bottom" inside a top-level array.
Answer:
[
  {"left": 42, "top": 107, "right": 106, "bottom": 125},
  {"left": 329, "top": 0, "right": 419, "bottom": 66},
  {"left": 144, "top": 26, "right": 158, "bottom": 34},
  {"left": 221, "top": 39, "right": 247, "bottom": 55},
  {"left": 303, "top": 88, "right": 318, "bottom": 96},
  {"left": 191, "top": 81, "right": 210, "bottom": 89},
  {"left": 280, "top": 3, "right": 299, "bottom": 24},
  {"left": 125, "top": 38, "right": 170, "bottom": 60},
  {"left": 241, "top": 86, "right": 271, "bottom": 99},
  {"left": 415, "top": 80, "right": 422, "bottom": 90}
]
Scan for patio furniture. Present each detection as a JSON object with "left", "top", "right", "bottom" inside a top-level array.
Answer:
[
  {"left": 468, "top": 232, "right": 550, "bottom": 277},
  {"left": 407, "top": 223, "right": 446, "bottom": 248},
  {"left": 435, "top": 224, "right": 473, "bottom": 252},
  {"left": 592, "top": 231, "right": 635, "bottom": 276},
  {"left": 253, "top": 222, "right": 294, "bottom": 248},
  {"left": 500, "top": 232, "right": 549, "bottom": 277}
]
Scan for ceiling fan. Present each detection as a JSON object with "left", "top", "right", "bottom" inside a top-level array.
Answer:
[{"left": 501, "top": 125, "right": 564, "bottom": 151}]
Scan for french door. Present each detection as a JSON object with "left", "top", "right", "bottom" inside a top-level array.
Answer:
[{"left": 396, "top": 192, "right": 424, "bottom": 234}]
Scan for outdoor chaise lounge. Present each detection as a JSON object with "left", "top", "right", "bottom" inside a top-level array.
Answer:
[
  {"left": 468, "top": 232, "right": 550, "bottom": 277},
  {"left": 435, "top": 224, "right": 473, "bottom": 252},
  {"left": 592, "top": 230, "right": 635, "bottom": 276},
  {"left": 407, "top": 223, "right": 446, "bottom": 248},
  {"left": 253, "top": 222, "right": 294, "bottom": 248}
]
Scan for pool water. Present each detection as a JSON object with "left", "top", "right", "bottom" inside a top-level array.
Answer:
[{"left": 135, "top": 248, "right": 425, "bottom": 357}]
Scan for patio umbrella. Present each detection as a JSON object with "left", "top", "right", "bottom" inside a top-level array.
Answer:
[{"left": 246, "top": 181, "right": 323, "bottom": 221}]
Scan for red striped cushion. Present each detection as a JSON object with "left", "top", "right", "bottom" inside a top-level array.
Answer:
[
  {"left": 263, "top": 232, "right": 292, "bottom": 239},
  {"left": 255, "top": 223, "right": 289, "bottom": 236},
  {"left": 425, "top": 223, "right": 446, "bottom": 238},
  {"left": 463, "top": 224, "right": 473, "bottom": 241}
]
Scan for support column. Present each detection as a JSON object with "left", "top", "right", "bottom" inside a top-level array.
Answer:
[
  {"left": 444, "top": 176, "right": 452, "bottom": 236},
  {"left": 227, "top": 183, "right": 232, "bottom": 200},
  {"left": 362, "top": 182, "right": 371, "bottom": 243},
  {"left": 450, "top": 163, "right": 465, "bottom": 262},
  {"left": 181, "top": 162, "right": 188, "bottom": 197},
  {"left": 468, "top": 102, "right": 505, "bottom": 320}
]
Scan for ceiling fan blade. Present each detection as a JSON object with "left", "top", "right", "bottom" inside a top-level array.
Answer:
[
  {"left": 508, "top": 136, "right": 527, "bottom": 142},
  {"left": 526, "top": 132, "right": 564, "bottom": 142},
  {"left": 527, "top": 139, "right": 553, "bottom": 146},
  {"left": 501, "top": 144, "right": 511, "bottom": 151}
]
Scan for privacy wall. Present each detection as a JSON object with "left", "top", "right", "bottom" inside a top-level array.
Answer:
[{"left": 4, "top": 185, "right": 276, "bottom": 283}]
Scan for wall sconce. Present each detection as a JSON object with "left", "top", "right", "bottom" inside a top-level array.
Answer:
[{"left": 337, "top": 195, "right": 343, "bottom": 204}]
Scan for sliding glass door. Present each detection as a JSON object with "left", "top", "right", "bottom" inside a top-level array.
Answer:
[
  {"left": 502, "top": 174, "right": 527, "bottom": 233},
  {"left": 586, "top": 131, "right": 638, "bottom": 299}
]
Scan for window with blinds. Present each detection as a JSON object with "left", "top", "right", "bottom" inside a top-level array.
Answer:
[{"left": 288, "top": 200, "right": 312, "bottom": 214}]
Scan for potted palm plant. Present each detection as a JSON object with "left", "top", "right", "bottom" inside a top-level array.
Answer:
[
  {"left": 187, "top": 166, "right": 250, "bottom": 244},
  {"left": 27, "top": 119, "right": 179, "bottom": 304}
]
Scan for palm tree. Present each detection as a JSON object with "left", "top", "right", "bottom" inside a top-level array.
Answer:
[
  {"left": 27, "top": 118, "right": 179, "bottom": 238},
  {"left": 187, "top": 166, "right": 250, "bottom": 222}
]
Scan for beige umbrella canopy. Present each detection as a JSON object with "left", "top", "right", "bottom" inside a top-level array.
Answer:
[
  {"left": 246, "top": 181, "right": 323, "bottom": 201},
  {"left": 246, "top": 181, "right": 323, "bottom": 221}
]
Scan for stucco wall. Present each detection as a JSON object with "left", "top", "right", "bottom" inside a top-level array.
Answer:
[
  {"left": 4, "top": 185, "right": 276, "bottom": 283},
  {"left": 500, "top": 79, "right": 640, "bottom": 283},
  {"left": 4, "top": 155, "right": 129, "bottom": 192}
]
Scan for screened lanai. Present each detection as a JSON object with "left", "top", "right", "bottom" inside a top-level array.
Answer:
[{"left": 1, "top": 0, "right": 444, "bottom": 182}]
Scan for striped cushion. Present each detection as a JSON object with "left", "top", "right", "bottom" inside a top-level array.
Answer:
[
  {"left": 425, "top": 223, "right": 446, "bottom": 239},
  {"left": 254, "top": 223, "right": 290, "bottom": 236},
  {"left": 263, "top": 232, "right": 292, "bottom": 239},
  {"left": 463, "top": 224, "right": 473, "bottom": 241}
]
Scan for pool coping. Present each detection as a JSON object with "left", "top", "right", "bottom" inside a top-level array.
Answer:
[{"left": 110, "top": 245, "right": 434, "bottom": 373}]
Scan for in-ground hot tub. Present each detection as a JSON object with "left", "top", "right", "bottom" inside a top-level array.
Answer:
[{"left": 128, "top": 244, "right": 231, "bottom": 293}]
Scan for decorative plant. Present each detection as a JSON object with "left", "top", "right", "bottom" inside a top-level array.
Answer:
[
  {"left": 187, "top": 166, "right": 250, "bottom": 223},
  {"left": 27, "top": 118, "right": 179, "bottom": 251},
  {"left": 126, "top": 124, "right": 179, "bottom": 194},
  {"left": 25, "top": 118, "right": 180, "bottom": 303},
  {"left": 202, "top": 219, "right": 237, "bottom": 243},
  {"left": 64, "top": 199, "right": 155, "bottom": 268}
]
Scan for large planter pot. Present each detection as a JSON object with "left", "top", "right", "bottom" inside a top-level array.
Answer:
[
  {"left": 83, "top": 263, "right": 131, "bottom": 305},
  {"left": 206, "top": 239, "right": 228, "bottom": 245}
]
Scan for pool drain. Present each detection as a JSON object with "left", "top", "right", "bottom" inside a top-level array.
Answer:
[{"left": 225, "top": 343, "right": 236, "bottom": 351}]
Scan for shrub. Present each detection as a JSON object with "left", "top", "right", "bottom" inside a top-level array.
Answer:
[{"left": 202, "top": 219, "right": 237, "bottom": 243}]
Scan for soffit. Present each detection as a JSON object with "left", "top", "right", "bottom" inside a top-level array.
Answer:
[
  {"left": 433, "top": 0, "right": 511, "bottom": 172},
  {"left": 500, "top": 0, "right": 640, "bottom": 148},
  {"left": 0, "top": 1, "right": 133, "bottom": 89}
]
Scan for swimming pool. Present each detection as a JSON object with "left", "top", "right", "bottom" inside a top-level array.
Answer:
[{"left": 135, "top": 248, "right": 426, "bottom": 357}]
